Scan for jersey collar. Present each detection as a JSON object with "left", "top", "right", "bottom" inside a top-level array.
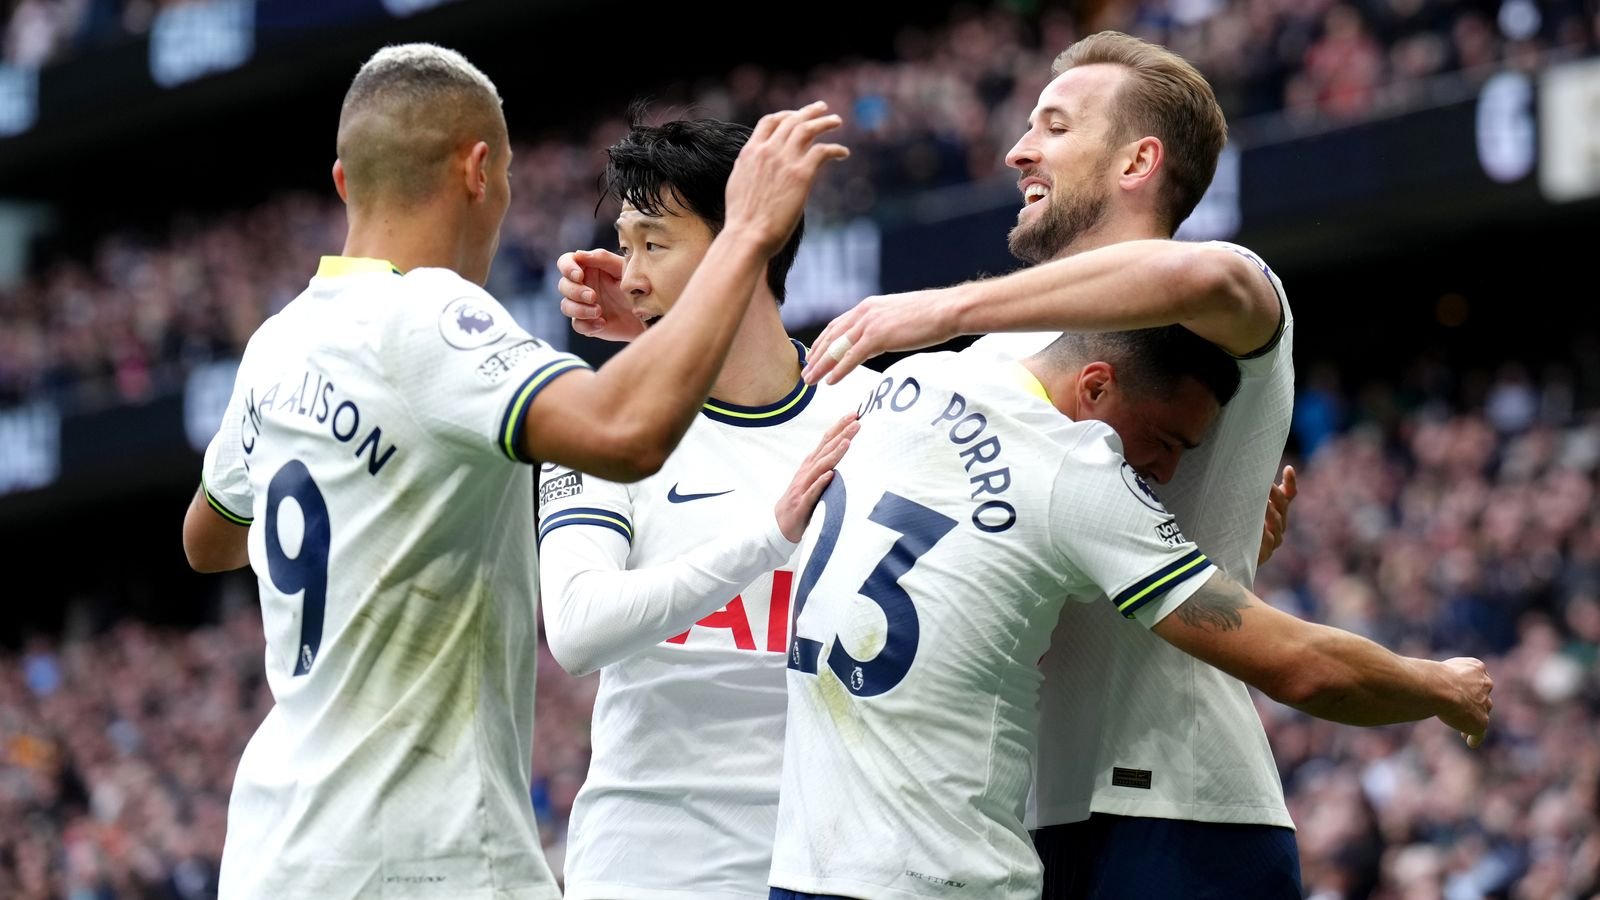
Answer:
[
  {"left": 316, "top": 256, "right": 403, "bottom": 278},
  {"left": 1012, "top": 362, "right": 1052, "bottom": 403},
  {"left": 700, "top": 339, "right": 816, "bottom": 428}
]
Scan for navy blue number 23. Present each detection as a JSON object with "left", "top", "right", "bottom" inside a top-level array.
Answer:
[
  {"left": 265, "top": 460, "right": 331, "bottom": 676},
  {"left": 788, "top": 472, "right": 957, "bottom": 697}
]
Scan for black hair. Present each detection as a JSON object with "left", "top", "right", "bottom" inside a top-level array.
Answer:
[
  {"left": 1044, "top": 324, "right": 1241, "bottom": 406},
  {"left": 601, "top": 108, "right": 805, "bottom": 303}
]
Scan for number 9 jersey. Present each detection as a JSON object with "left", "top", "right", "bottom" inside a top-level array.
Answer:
[
  {"left": 199, "top": 257, "right": 587, "bottom": 899},
  {"left": 769, "top": 347, "right": 1216, "bottom": 900}
]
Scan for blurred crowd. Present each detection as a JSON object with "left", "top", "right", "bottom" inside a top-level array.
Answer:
[
  {"left": 1, "top": 361, "right": 1598, "bottom": 897},
  {"left": 5, "top": 0, "right": 1600, "bottom": 410}
]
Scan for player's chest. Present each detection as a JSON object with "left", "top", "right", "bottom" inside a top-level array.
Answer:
[{"left": 627, "top": 425, "right": 815, "bottom": 544}]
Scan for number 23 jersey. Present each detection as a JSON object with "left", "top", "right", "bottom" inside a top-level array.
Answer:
[{"left": 771, "top": 348, "right": 1215, "bottom": 900}]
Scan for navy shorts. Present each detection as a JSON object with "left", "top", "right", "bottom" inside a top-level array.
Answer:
[
  {"left": 1035, "top": 813, "right": 1303, "bottom": 899},
  {"left": 769, "top": 889, "right": 862, "bottom": 900}
]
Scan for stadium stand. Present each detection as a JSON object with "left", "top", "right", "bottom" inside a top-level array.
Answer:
[{"left": 3, "top": 0, "right": 1599, "bottom": 896}]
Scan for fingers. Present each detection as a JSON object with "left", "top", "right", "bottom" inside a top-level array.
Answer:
[
  {"left": 796, "top": 468, "right": 836, "bottom": 512},
  {"left": 818, "top": 411, "right": 860, "bottom": 444},
  {"left": 825, "top": 329, "right": 876, "bottom": 385},
  {"left": 801, "top": 417, "right": 859, "bottom": 473},
  {"left": 560, "top": 296, "right": 602, "bottom": 322},
  {"left": 803, "top": 315, "right": 849, "bottom": 383},
  {"left": 804, "top": 141, "right": 851, "bottom": 168},
  {"left": 764, "top": 101, "right": 822, "bottom": 148},
  {"left": 1282, "top": 464, "right": 1298, "bottom": 500},
  {"left": 792, "top": 110, "right": 845, "bottom": 149},
  {"left": 751, "top": 107, "right": 791, "bottom": 143}
]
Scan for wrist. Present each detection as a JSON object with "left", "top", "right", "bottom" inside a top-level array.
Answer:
[
  {"left": 947, "top": 281, "right": 985, "bottom": 335},
  {"left": 719, "top": 217, "right": 784, "bottom": 259}
]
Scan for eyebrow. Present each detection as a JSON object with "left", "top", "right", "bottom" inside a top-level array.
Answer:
[
  {"left": 1028, "top": 105, "right": 1071, "bottom": 127},
  {"left": 614, "top": 217, "right": 667, "bottom": 234}
]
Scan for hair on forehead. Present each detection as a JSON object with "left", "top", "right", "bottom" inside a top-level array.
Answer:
[
  {"left": 337, "top": 43, "right": 506, "bottom": 209},
  {"left": 600, "top": 103, "right": 807, "bottom": 304}
]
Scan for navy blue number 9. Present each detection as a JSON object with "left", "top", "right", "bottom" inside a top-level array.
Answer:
[
  {"left": 789, "top": 472, "right": 957, "bottom": 697},
  {"left": 265, "top": 460, "right": 331, "bottom": 677}
]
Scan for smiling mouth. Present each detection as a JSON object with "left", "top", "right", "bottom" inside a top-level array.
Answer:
[{"left": 1022, "top": 183, "right": 1050, "bottom": 208}]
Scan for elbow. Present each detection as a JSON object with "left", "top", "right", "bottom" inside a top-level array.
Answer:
[
  {"left": 543, "top": 623, "right": 601, "bottom": 678},
  {"left": 182, "top": 520, "right": 246, "bottom": 574},
  {"left": 1261, "top": 667, "right": 1327, "bottom": 710},
  {"left": 1256, "top": 653, "right": 1341, "bottom": 711},
  {"left": 184, "top": 544, "right": 239, "bottom": 574},
  {"left": 593, "top": 421, "right": 673, "bottom": 483},
  {"left": 1182, "top": 247, "right": 1253, "bottom": 314}
]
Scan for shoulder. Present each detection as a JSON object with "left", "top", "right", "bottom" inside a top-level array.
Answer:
[
  {"left": 965, "top": 331, "right": 1059, "bottom": 361},
  {"left": 392, "top": 268, "right": 526, "bottom": 351}
]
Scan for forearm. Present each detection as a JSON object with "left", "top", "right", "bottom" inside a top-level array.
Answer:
[
  {"left": 541, "top": 518, "right": 796, "bottom": 676},
  {"left": 1158, "top": 574, "right": 1456, "bottom": 728},
  {"left": 1278, "top": 624, "right": 1452, "bottom": 726},
  {"left": 953, "top": 240, "right": 1270, "bottom": 356},
  {"left": 591, "top": 232, "right": 770, "bottom": 450}
]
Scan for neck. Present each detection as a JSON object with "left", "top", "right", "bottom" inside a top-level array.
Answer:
[
  {"left": 709, "top": 293, "right": 801, "bottom": 406},
  {"left": 1021, "top": 355, "right": 1082, "bottom": 419},
  {"left": 1049, "top": 215, "right": 1164, "bottom": 262},
  {"left": 342, "top": 201, "right": 470, "bottom": 280}
]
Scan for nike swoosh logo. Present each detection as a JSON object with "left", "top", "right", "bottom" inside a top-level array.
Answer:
[{"left": 668, "top": 484, "right": 734, "bottom": 503}]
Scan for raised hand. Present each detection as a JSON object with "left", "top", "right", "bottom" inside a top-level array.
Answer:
[
  {"left": 802, "top": 287, "right": 963, "bottom": 385},
  {"left": 725, "top": 102, "right": 849, "bottom": 259},
  {"left": 556, "top": 248, "right": 645, "bottom": 342}
]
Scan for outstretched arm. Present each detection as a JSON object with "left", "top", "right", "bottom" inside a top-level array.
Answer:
[
  {"left": 1152, "top": 570, "right": 1493, "bottom": 745},
  {"left": 805, "top": 239, "right": 1282, "bottom": 384}
]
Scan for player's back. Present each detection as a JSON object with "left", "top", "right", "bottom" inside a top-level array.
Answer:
[
  {"left": 208, "top": 260, "right": 570, "bottom": 898},
  {"left": 772, "top": 348, "right": 1213, "bottom": 899}
]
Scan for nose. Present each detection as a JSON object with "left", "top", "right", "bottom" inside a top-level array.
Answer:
[
  {"left": 1005, "top": 131, "right": 1037, "bottom": 172},
  {"left": 621, "top": 255, "right": 649, "bottom": 299}
]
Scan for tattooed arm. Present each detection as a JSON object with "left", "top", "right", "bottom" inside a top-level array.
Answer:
[{"left": 1152, "top": 571, "right": 1495, "bottom": 744}]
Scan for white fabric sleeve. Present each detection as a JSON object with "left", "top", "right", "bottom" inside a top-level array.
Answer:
[
  {"left": 537, "top": 516, "right": 797, "bottom": 676},
  {"left": 389, "top": 270, "right": 588, "bottom": 464},
  {"left": 199, "top": 346, "right": 258, "bottom": 524},
  {"left": 1048, "top": 423, "right": 1216, "bottom": 628}
]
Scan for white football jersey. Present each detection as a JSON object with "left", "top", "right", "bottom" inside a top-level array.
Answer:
[
  {"left": 201, "top": 257, "right": 585, "bottom": 899},
  {"left": 971, "top": 240, "right": 1297, "bottom": 830},
  {"left": 537, "top": 344, "right": 879, "bottom": 900},
  {"left": 769, "top": 348, "right": 1216, "bottom": 900}
]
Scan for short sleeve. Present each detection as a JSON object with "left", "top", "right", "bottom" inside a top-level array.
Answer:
[
  {"left": 388, "top": 272, "right": 589, "bottom": 464},
  {"left": 1048, "top": 424, "right": 1216, "bottom": 627}
]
